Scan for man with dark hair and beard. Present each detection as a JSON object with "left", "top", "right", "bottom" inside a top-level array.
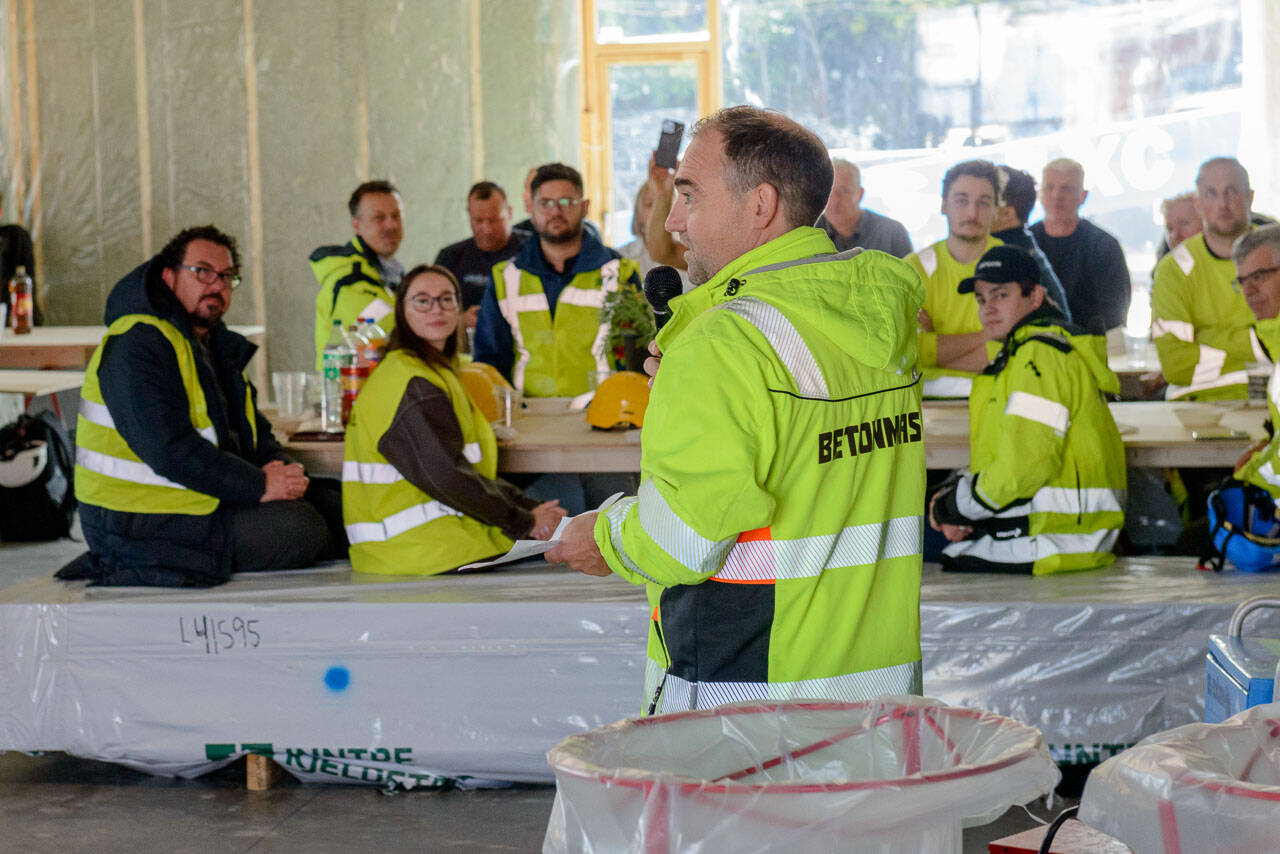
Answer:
[
  {"left": 474, "top": 162, "right": 641, "bottom": 398},
  {"left": 63, "top": 225, "right": 346, "bottom": 587}
]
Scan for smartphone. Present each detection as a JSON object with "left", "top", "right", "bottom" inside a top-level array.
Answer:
[{"left": 655, "top": 120, "right": 684, "bottom": 169}]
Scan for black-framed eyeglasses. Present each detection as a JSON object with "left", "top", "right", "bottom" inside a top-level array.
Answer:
[
  {"left": 534, "top": 196, "right": 583, "bottom": 211},
  {"left": 177, "top": 264, "right": 241, "bottom": 290},
  {"left": 1233, "top": 266, "right": 1280, "bottom": 292},
  {"left": 408, "top": 294, "right": 459, "bottom": 312}
]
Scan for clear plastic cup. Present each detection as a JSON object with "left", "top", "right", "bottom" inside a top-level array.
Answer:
[{"left": 272, "top": 371, "right": 309, "bottom": 418}]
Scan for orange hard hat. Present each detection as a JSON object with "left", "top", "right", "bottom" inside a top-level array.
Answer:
[
  {"left": 457, "top": 361, "right": 513, "bottom": 423},
  {"left": 586, "top": 371, "right": 649, "bottom": 430}
]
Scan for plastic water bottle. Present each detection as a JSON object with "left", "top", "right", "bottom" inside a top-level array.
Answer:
[
  {"left": 360, "top": 317, "right": 388, "bottom": 367},
  {"left": 321, "top": 320, "right": 353, "bottom": 432},
  {"left": 341, "top": 324, "right": 370, "bottom": 423},
  {"left": 7, "top": 265, "right": 33, "bottom": 334}
]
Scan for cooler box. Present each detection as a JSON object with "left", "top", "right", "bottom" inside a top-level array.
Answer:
[
  {"left": 1203, "top": 635, "right": 1279, "bottom": 723},
  {"left": 1204, "top": 595, "right": 1280, "bottom": 723}
]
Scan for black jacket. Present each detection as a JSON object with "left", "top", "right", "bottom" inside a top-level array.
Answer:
[{"left": 72, "top": 256, "right": 285, "bottom": 586}]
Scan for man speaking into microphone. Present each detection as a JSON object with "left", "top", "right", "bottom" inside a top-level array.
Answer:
[{"left": 549, "top": 106, "right": 926, "bottom": 713}]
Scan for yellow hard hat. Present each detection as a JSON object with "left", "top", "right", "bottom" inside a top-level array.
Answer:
[
  {"left": 586, "top": 371, "right": 649, "bottom": 430},
  {"left": 457, "top": 361, "right": 513, "bottom": 423}
]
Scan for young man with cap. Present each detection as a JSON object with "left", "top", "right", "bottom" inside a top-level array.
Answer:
[{"left": 928, "top": 245, "right": 1126, "bottom": 574}]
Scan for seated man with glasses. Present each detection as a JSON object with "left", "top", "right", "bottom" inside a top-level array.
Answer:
[
  {"left": 60, "top": 225, "right": 346, "bottom": 587},
  {"left": 474, "top": 162, "right": 641, "bottom": 398},
  {"left": 1230, "top": 226, "right": 1280, "bottom": 493}
]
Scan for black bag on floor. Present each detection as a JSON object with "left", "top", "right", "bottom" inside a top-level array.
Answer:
[{"left": 0, "top": 410, "right": 76, "bottom": 541}]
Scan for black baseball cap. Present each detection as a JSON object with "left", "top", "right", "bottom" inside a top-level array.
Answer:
[{"left": 958, "top": 245, "right": 1041, "bottom": 293}]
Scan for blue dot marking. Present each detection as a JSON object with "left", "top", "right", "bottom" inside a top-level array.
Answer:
[{"left": 324, "top": 666, "right": 350, "bottom": 692}]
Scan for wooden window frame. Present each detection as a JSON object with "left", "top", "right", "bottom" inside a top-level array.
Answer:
[{"left": 579, "top": 0, "right": 721, "bottom": 242}]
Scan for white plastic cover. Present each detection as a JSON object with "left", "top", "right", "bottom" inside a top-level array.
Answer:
[
  {"left": 4, "top": 557, "right": 1280, "bottom": 786},
  {"left": 1079, "top": 702, "right": 1280, "bottom": 854},
  {"left": 543, "top": 696, "right": 1060, "bottom": 854}
]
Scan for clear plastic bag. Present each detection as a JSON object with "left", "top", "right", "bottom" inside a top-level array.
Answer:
[
  {"left": 1079, "top": 702, "right": 1280, "bottom": 854},
  {"left": 544, "top": 695, "right": 1060, "bottom": 854}
]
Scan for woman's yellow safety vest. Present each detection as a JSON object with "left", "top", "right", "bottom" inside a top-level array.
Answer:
[{"left": 342, "top": 349, "right": 512, "bottom": 575}]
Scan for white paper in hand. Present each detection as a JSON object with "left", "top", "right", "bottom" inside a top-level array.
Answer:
[{"left": 456, "top": 492, "right": 624, "bottom": 571}]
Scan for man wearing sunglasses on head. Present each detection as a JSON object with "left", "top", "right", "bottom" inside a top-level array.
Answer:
[
  {"left": 474, "top": 162, "right": 641, "bottom": 398},
  {"left": 61, "top": 225, "right": 346, "bottom": 587}
]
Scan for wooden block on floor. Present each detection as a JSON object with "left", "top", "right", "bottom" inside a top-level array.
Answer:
[
  {"left": 246, "top": 753, "right": 283, "bottom": 791},
  {"left": 988, "top": 819, "right": 1133, "bottom": 853}
]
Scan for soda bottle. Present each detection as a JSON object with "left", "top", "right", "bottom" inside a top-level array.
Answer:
[
  {"left": 8, "top": 265, "right": 33, "bottom": 334},
  {"left": 360, "top": 317, "right": 388, "bottom": 368},
  {"left": 339, "top": 324, "right": 367, "bottom": 424},
  {"left": 321, "top": 320, "right": 354, "bottom": 432}
]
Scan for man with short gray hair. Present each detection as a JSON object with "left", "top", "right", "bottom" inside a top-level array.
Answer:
[
  {"left": 817, "top": 158, "right": 912, "bottom": 258},
  {"left": 550, "top": 106, "right": 927, "bottom": 713},
  {"left": 1151, "top": 157, "right": 1264, "bottom": 400},
  {"left": 1029, "top": 157, "right": 1129, "bottom": 332}
]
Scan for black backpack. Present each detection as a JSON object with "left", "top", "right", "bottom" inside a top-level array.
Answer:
[{"left": 0, "top": 410, "right": 76, "bottom": 541}]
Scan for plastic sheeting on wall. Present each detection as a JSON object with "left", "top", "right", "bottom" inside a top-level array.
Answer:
[{"left": 1, "top": 1, "right": 582, "bottom": 374}]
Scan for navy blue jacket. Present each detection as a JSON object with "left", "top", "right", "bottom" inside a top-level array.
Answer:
[{"left": 76, "top": 256, "right": 286, "bottom": 586}]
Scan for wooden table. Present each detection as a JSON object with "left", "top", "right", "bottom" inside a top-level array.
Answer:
[
  {"left": 281, "top": 399, "right": 1270, "bottom": 478},
  {"left": 0, "top": 369, "right": 84, "bottom": 412},
  {"left": 0, "top": 324, "right": 266, "bottom": 369},
  {"left": 924, "top": 400, "right": 1269, "bottom": 469}
]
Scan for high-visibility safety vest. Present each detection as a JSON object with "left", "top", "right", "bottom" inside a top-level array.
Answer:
[
  {"left": 1151, "top": 232, "right": 1266, "bottom": 401},
  {"left": 341, "top": 349, "right": 512, "bottom": 575},
  {"left": 592, "top": 227, "right": 927, "bottom": 714},
  {"left": 1237, "top": 317, "right": 1280, "bottom": 496},
  {"left": 75, "top": 315, "right": 254, "bottom": 515},
  {"left": 943, "top": 315, "right": 1126, "bottom": 574},
  {"left": 491, "top": 256, "right": 639, "bottom": 397},
  {"left": 310, "top": 236, "right": 395, "bottom": 370},
  {"left": 905, "top": 235, "right": 1002, "bottom": 398}
]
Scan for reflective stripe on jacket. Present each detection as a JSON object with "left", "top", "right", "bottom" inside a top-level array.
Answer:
[
  {"left": 75, "top": 315, "right": 247, "bottom": 516},
  {"left": 492, "top": 256, "right": 636, "bottom": 397},
  {"left": 310, "top": 236, "right": 395, "bottom": 370},
  {"left": 1151, "top": 233, "right": 1264, "bottom": 401},
  {"left": 593, "top": 228, "right": 927, "bottom": 713},
  {"left": 341, "top": 349, "right": 512, "bottom": 574},
  {"left": 941, "top": 314, "right": 1126, "bottom": 575}
]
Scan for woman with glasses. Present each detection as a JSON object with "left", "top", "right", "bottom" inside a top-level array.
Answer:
[{"left": 342, "top": 264, "right": 566, "bottom": 575}]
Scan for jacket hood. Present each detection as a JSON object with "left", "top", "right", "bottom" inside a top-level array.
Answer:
[
  {"left": 1008, "top": 308, "right": 1119, "bottom": 395},
  {"left": 661, "top": 227, "right": 925, "bottom": 375},
  {"left": 102, "top": 254, "right": 256, "bottom": 370},
  {"left": 104, "top": 256, "right": 188, "bottom": 328}
]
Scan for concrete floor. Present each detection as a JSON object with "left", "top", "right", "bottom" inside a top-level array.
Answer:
[
  {"left": 0, "top": 532, "right": 1080, "bottom": 853},
  {"left": 0, "top": 750, "right": 1076, "bottom": 854}
]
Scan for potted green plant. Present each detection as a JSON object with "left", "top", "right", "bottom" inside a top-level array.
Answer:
[{"left": 601, "top": 285, "right": 656, "bottom": 373}]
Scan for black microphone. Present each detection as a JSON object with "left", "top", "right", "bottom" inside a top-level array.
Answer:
[{"left": 643, "top": 266, "right": 683, "bottom": 332}]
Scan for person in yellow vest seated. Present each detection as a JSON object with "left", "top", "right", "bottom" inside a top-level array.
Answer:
[
  {"left": 1151, "top": 157, "right": 1266, "bottom": 401},
  {"left": 342, "top": 265, "right": 567, "bottom": 575},
  {"left": 927, "top": 245, "right": 1125, "bottom": 575},
  {"left": 59, "top": 226, "right": 346, "bottom": 587},
  {"left": 310, "top": 180, "right": 405, "bottom": 369},
  {"left": 908, "top": 159, "right": 1003, "bottom": 398},
  {"left": 1230, "top": 227, "right": 1280, "bottom": 493},
  {"left": 473, "top": 162, "right": 642, "bottom": 397}
]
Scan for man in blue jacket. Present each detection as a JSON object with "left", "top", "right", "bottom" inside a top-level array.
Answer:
[{"left": 62, "top": 225, "right": 345, "bottom": 587}]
